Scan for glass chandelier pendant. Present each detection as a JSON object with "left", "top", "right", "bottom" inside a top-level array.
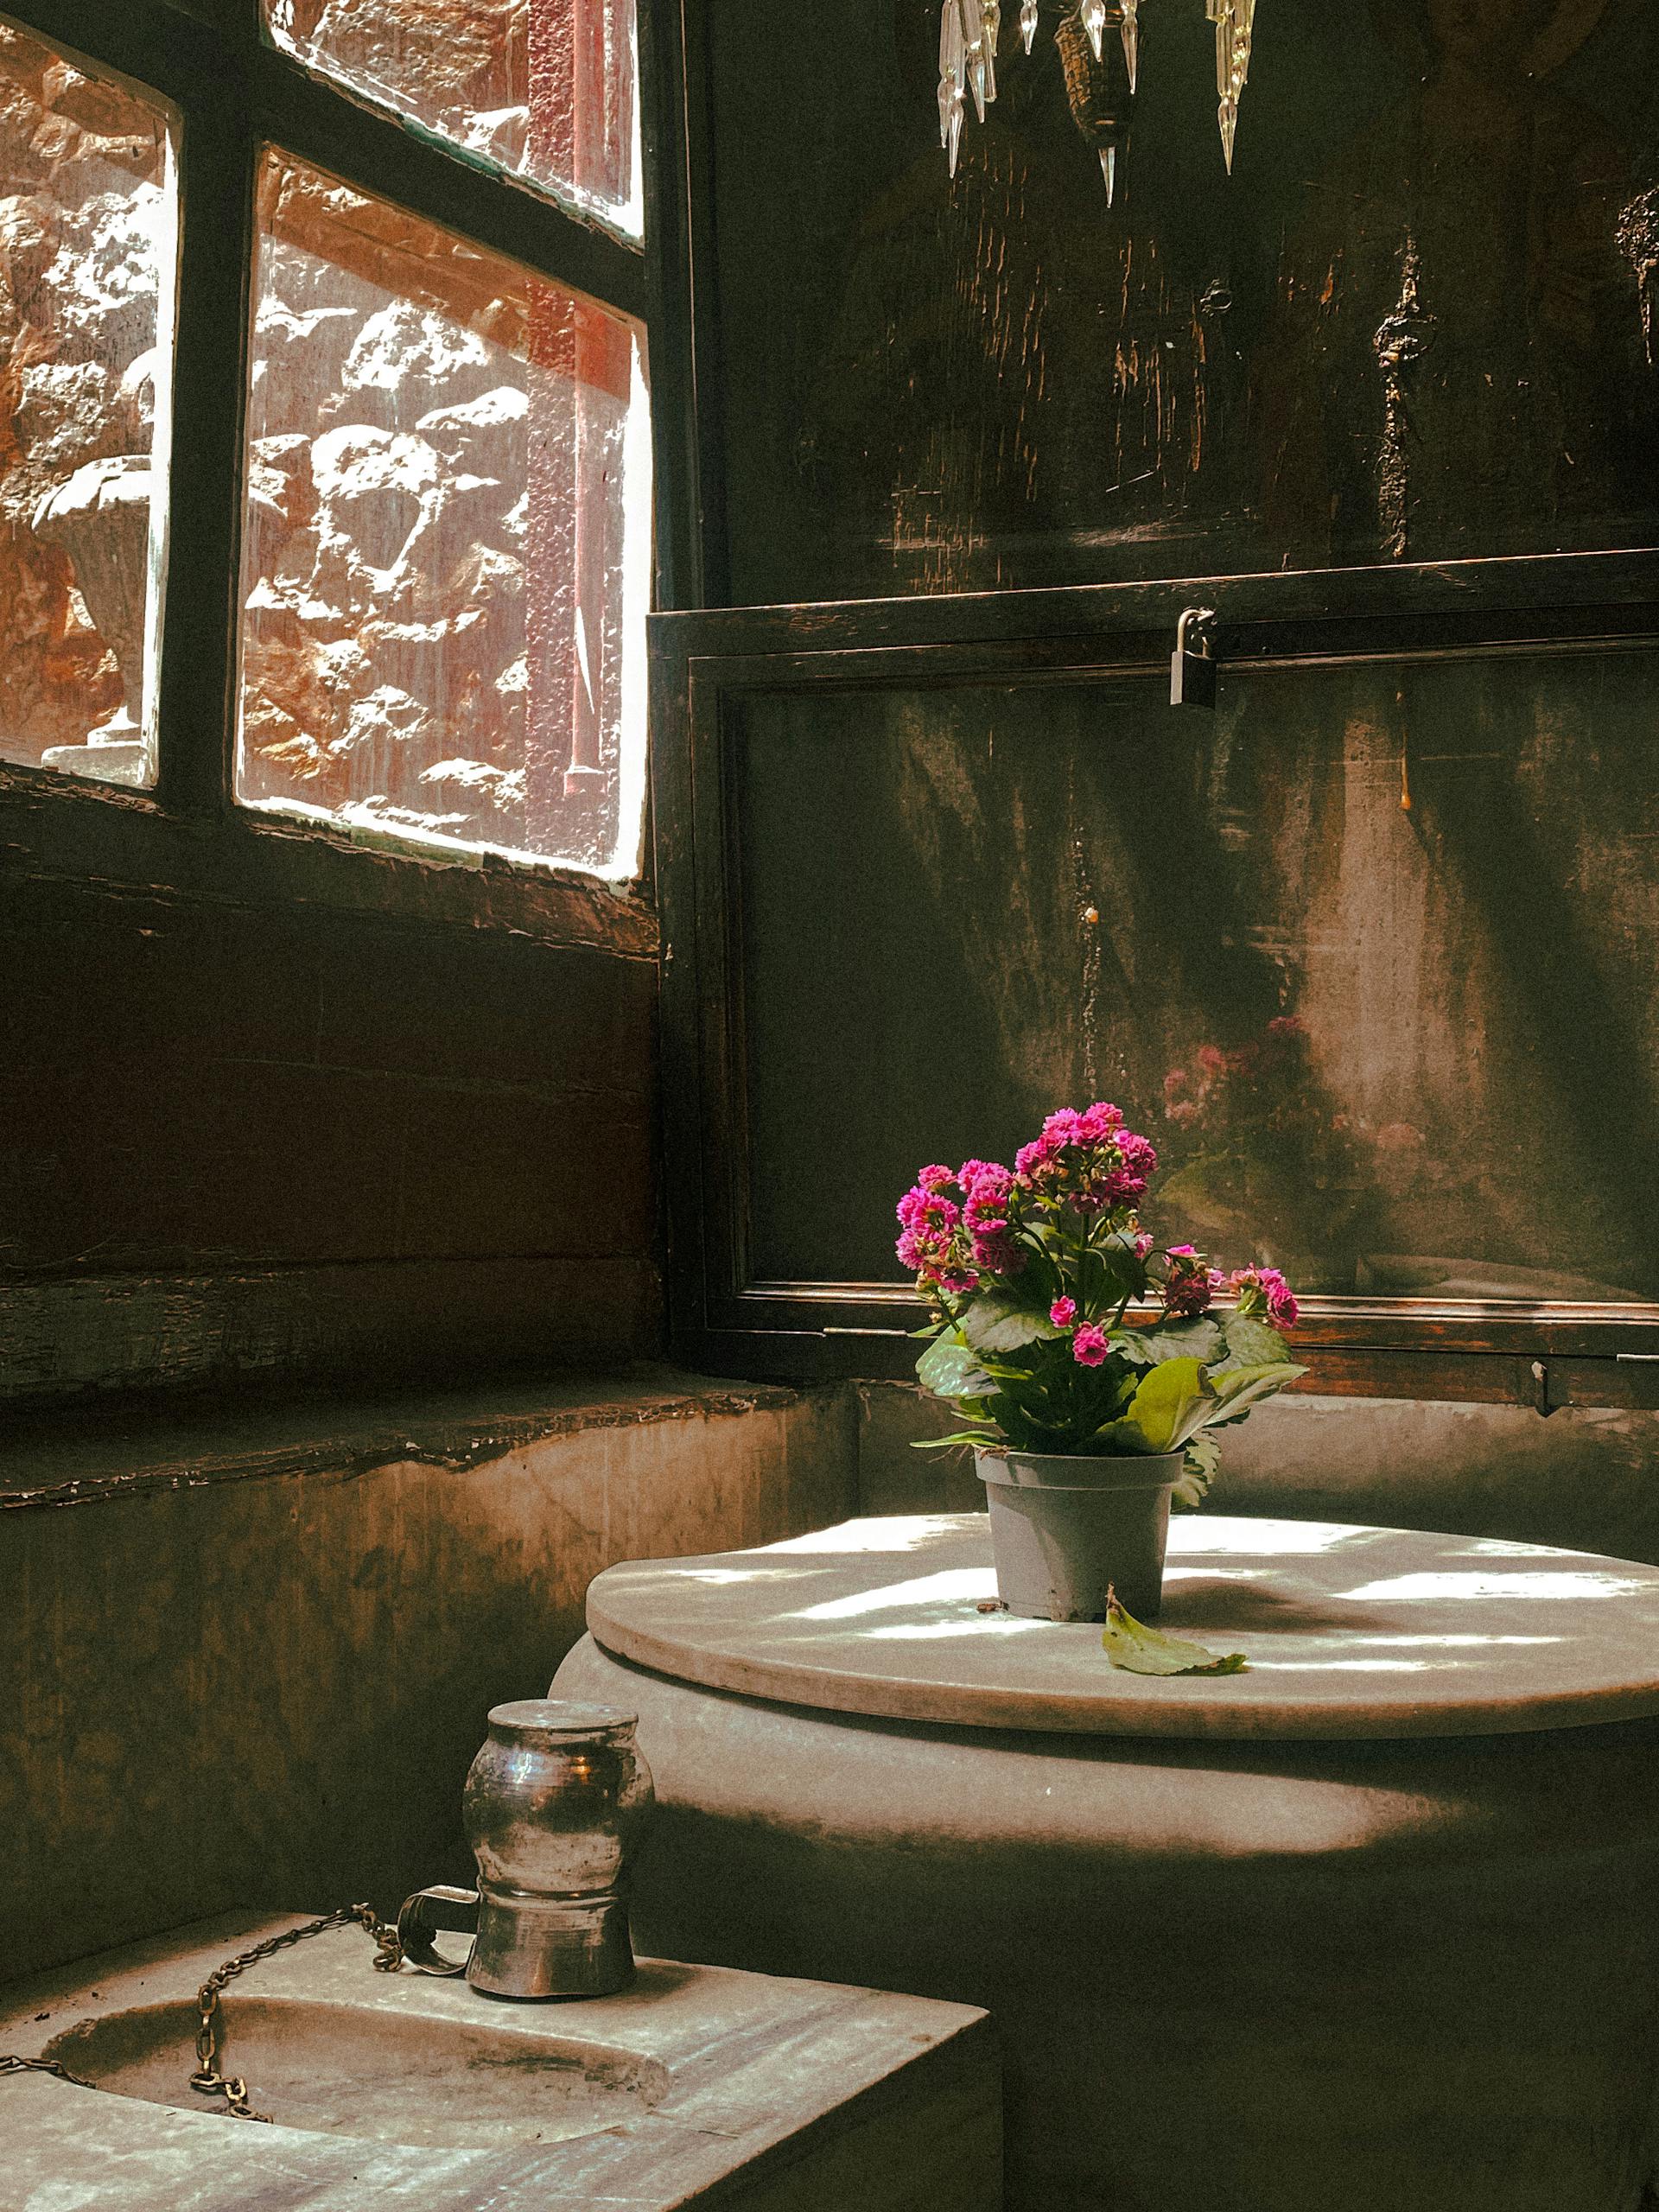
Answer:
[
  {"left": 1121, "top": 0, "right": 1140, "bottom": 92},
  {"left": 936, "top": 2, "right": 1262, "bottom": 193},
  {"left": 961, "top": 0, "right": 990, "bottom": 118},
  {"left": 938, "top": 0, "right": 966, "bottom": 175},
  {"left": 1207, "top": 0, "right": 1257, "bottom": 172}
]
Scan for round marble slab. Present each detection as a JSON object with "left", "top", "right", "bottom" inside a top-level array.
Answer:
[{"left": 585, "top": 1512, "right": 1659, "bottom": 1740}]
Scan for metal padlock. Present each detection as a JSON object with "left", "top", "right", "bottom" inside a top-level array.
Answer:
[{"left": 1171, "top": 607, "right": 1218, "bottom": 709}]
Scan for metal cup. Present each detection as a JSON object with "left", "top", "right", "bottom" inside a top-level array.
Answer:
[{"left": 458, "top": 1699, "right": 653, "bottom": 1999}]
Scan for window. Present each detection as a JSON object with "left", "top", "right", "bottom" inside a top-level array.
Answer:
[
  {"left": 1, "top": 0, "right": 658, "bottom": 884},
  {"left": 267, "top": 0, "right": 642, "bottom": 238},
  {"left": 239, "top": 150, "right": 650, "bottom": 876},
  {"left": 0, "top": 24, "right": 177, "bottom": 790}
]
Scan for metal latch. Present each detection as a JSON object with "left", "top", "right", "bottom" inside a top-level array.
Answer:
[{"left": 1171, "top": 607, "right": 1218, "bottom": 709}]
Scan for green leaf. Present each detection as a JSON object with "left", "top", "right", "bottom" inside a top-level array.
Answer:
[
  {"left": 912, "top": 1430, "right": 1006, "bottom": 1452},
  {"left": 1217, "top": 1313, "right": 1293, "bottom": 1371},
  {"left": 1102, "top": 1592, "right": 1247, "bottom": 1676},
  {"left": 1113, "top": 1317, "right": 1226, "bottom": 1369},
  {"left": 1124, "top": 1357, "right": 1212, "bottom": 1455},
  {"left": 960, "top": 1295, "right": 1061, "bottom": 1356},
  {"left": 1206, "top": 1361, "right": 1307, "bottom": 1425},
  {"left": 1173, "top": 1430, "right": 1222, "bottom": 1510},
  {"left": 916, "top": 1331, "right": 988, "bottom": 1400}
]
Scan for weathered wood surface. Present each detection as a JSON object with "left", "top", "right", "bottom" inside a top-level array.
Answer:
[
  {"left": 696, "top": 0, "right": 1659, "bottom": 605},
  {"left": 1, "top": 804, "right": 660, "bottom": 1402}
]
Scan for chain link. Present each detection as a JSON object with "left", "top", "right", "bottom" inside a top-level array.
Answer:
[
  {"left": 0, "top": 2054, "right": 99, "bottom": 2091},
  {"left": 3, "top": 1904, "right": 404, "bottom": 2126}
]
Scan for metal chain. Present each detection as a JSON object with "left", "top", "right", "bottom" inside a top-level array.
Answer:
[
  {"left": 0, "top": 2054, "right": 99, "bottom": 2091},
  {"left": 3, "top": 1903, "right": 404, "bottom": 2126}
]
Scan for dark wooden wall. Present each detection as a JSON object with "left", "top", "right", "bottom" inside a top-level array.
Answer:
[
  {"left": 0, "top": 779, "right": 661, "bottom": 1403},
  {"left": 654, "top": 0, "right": 1659, "bottom": 1400},
  {"left": 692, "top": 0, "right": 1659, "bottom": 605}
]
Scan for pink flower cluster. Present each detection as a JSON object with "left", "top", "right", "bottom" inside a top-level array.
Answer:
[
  {"left": 895, "top": 1167, "right": 977, "bottom": 1294},
  {"left": 1014, "top": 1103, "right": 1158, "bottom": 1214},
  {"left": 895, "top": 1157, "right": 1027, "bottom": 1292},
  {"left": 1227, "top": 1264, "right": 1299, "bottom": 1328},
  {"left": 897, "top": 1106, "right": 1299, "bottom": 1363}
]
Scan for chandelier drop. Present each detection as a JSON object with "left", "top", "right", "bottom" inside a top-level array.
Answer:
[{"left": 937, "top": 0, "right": 1260, "bottom": 200}]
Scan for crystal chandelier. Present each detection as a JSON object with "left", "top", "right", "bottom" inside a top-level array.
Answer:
[{"left": 938, "top": 0, "right": 1259, "bottom": 201}]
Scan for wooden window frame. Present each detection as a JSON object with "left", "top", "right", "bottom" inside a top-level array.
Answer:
[
  {"left": 0, "top": 0, "right": 702, "bottom": 936},
  {"left": 651, "top": 550, "right": 1659, "bottom": 1412}
]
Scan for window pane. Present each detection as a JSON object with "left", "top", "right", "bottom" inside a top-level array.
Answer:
[
  {"left": 238, "top": 149, "right": 652, "bottom": 879},
  {"left": 264, "top": 0, "right": 641, "bottom": 241},
  {"left": 0, "top": 21, "right": 176, "bottom": 788}
]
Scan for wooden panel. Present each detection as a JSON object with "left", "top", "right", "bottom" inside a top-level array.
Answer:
[
  {"left": 696, "top": 0, "right": 1659, "bottom": 607},
  {"left": 651, "top": 594, "right": 1659, "bottom": 1406},
  {"left": 0, "top": 841, "right": 659, "bottom": 1401},
  {"left": 0, "top": 1256, "right": 662, "bottom": 1405}
]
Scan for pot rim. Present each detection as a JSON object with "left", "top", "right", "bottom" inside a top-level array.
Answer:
[{"left": 975, "top": 1445, "right": 1185, "bottom": 1493}]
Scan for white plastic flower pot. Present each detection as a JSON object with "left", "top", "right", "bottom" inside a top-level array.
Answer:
[{"left": 975, "top": 1448, "right": 1185, "bottom": 1621}]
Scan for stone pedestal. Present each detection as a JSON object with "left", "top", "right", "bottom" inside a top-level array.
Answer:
[{"left": 556, "top": 1513, "right": 1659, "bottom": 2212}]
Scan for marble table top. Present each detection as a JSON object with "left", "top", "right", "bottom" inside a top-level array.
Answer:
[{"left": 585, "top": 1514, "right": 1659, "bottom": 1741}]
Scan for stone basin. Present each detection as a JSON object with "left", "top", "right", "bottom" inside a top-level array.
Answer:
[
  {"left": 41, "top": 1993, "right": 668, "bottom": 2150},
  {"left": 0, "top": 1913, "right": 999, "bottom": 2210}
]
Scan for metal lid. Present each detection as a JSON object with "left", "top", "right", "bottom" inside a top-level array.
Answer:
[{"left": 486, "top": 1698, "right": 637, "bottom": 1738}]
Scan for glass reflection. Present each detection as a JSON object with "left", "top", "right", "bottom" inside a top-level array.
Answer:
[{"left": 0, "top": 21, "right": 175, "bottom": 788}]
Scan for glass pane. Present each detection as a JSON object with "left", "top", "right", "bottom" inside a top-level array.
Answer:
[
  {"left": 708, "top": 0, "right": 1659, "bottom": 603},
  {"left": 0, "top": 20, "right": 176, "bottom": 788},
  {"left": 237, "top": 149, "right": 652, "bottom": 879},
  {"left": 737, "top": 646, "right": 1659, "bottom": 1304},
  {"left": 264, "top": 0, "right": 641, "bottom": 241}
]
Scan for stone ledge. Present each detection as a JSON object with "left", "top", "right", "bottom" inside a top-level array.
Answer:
[{"left": 0, "top": 1365, "right": 817, "bottom": 1513}]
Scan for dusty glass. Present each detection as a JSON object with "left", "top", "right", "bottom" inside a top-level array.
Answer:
[
  {"left": 0, "top": 20, "right": 177, "bottom": 789},
  {"left": 264, "top": 0, "right": 642, "bottom": 240},
  {"left": 237, "top": 149, "right": 652, "bottom": 878}
]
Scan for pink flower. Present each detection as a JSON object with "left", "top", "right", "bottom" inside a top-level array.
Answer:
[
  {"left": 1072, "top": 1323, "right": 1109, "bottom": 1367},
  {"left": 957, "top": 1158, "right": 1007, "bottom": 1192},
  {"left": 1076, "top": 1100, "right": 1125, "bottom": 1142},
  {"left": 1229, "top": 1266, "right": 1299, "bottom": 1328},
  {"left": 1133, "top": 1231, "right": 1154, "bottom": 1260},
  {"left": 1015, "top": 1134, "right": 1059, "bottom": 1178},
  {"left": 896, "top": 1169, "right": 981, "bottom": 1294},
  {"left": 898, "top": 1184, "right": 959, "bottom": 1230},
  {"left": 1050, "top": 1297, "right": 1077, "bottom": 1328},
  {"left": 973, "top": 1236, "right": 1023, "bottom": 1277},
  {"left": 1197, "top": 1045, "right": 1227, "bottom": 1075},
  {"left": 1162, "top": 1245, "right": 1214, "bottom": 1317},
  {"left": 1096, "top": 1128, "right": 1156, "bottom": 1204}
]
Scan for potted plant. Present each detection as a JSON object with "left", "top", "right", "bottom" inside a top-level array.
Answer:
[{"left": 897, "top": 1103, "right": 1306, "bottom": 1621}]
